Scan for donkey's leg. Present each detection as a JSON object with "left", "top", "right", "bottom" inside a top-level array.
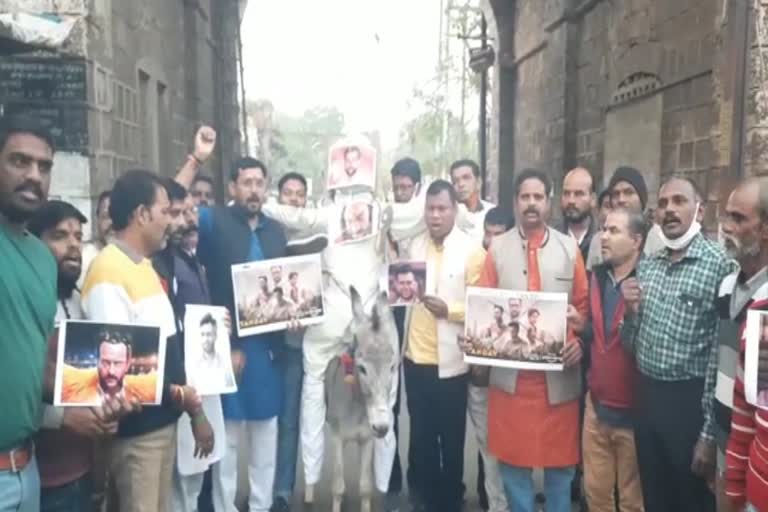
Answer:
[
  {"left": 331, "top": 432, "right": 346, "bottom": 512},
  {"left": 359, "top": 437, "right": 375, "bottom": 512}
]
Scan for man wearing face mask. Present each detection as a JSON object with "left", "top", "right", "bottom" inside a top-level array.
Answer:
[
  {"left": 621, "top": 177, "right": 734, "bottom": 512},
  {"left": 713, "top": 178, "right": 768, "bottom": 512}
]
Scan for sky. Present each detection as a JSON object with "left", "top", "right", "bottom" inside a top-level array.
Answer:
[{"left": 240, "top": 0, "right": 443, "bottom": 150}]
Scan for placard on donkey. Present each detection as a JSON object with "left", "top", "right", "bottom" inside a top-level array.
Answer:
[{"left": 323, "top": 287, "right": 399, "bottom": 512}]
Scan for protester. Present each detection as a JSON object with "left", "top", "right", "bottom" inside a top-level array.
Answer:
[
  {"left": 391, "top": 157, "right": 421, "bottom": 204},
  {"left": 560, "top": 167, "right": 597, "bottom": 262},
  {"left": 621, "top": 177, "right": 733, "bottom": 512},
  {"left": 0, "top": 114, "right": 59, "bottom": 511},
  {"left": 191, "top": 175, "right": 216, "bottom": 207},
  {"left": 720, "top": 178, "right": 768, "bottom": 512},
  {"left": 258, "top": 149, "right": 431, "bottom": 508},
  {"left": 82, "top": 169, "right": 210, "bottom": 512},
  {"left": 468, "top": 205, "right": 514, "bottom": 512},
  {"left": 579, "top": 208, "right": 646, "bottom": 511},
  {"left": 144, "top": 178, "right": 224, "bottom": 512},
  {"left": 272, "top": 171, "right": 311, "bottom": 512},
  {"left": 400, "top": 180, "right": 481, "bottom": 512},
  {"left": 449, "top": 159, "right": 495, "bottom": 241},
  {"left": 387, "top": 156, "right": 423, "bottom": 511},
  {"left": 177, "top": 146, "right": 288, "bottom": 512},
  {"left": 597, "top": 189, "right": 612, "bottom": 227},
  {"left": 80, "top": 189, "right": 112, "bottom": 287},
  {"left": 586, "top": 166, "right": 664, "bottom": 270},
  {"left": 472, "top": 168, "right": 588, "bottom": 512},
  {"left": 28, "top": 200, "right": 137, "bottom": 511}
]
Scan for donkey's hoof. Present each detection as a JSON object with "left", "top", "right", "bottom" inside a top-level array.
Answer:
[
  {"left": 360, "top": 497, "right": 372, "bottom": 512},
  {"left": 304, "top": 484, "right": 315, "bottom": 504}
]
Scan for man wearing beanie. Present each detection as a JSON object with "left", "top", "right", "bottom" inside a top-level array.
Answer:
[{"left": 586, "top": 166, "right": 665, "bottom": 270}]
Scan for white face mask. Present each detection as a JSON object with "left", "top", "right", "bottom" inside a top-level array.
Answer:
[{"left": 658, "top": 202, "right": 701, "bottom": 251}]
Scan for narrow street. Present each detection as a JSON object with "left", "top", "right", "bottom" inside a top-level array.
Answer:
[{"left": 236, "top": 384, "right": 581, "bottom": 511}]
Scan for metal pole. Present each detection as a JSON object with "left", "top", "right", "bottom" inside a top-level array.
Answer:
[{"left": 479, "top": 13, "right": 488, "bottom": 198}]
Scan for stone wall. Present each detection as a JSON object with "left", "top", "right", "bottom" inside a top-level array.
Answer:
[
  {"left": 487, "top": 0, "right": 730, "bottom": 231},
  {"left": 0, "top": 0, "right": 243, "bottom": 233}
]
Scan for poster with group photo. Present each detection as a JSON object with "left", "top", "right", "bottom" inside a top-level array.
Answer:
[
  {"left": 386, "top": 261, "right": 427, "bottom": 307},
  {"left": 232, "top": 254, "right": 325, "bottom": 337},
  {"left": 183, "top": 305, "right": 237, "bottom": 396},
  {"left": 54, "top": 320, "right": 165, "bottom": 406},
  {"left": 463, "top": 288, "right": 568, "bottom": 371},
  {"left": 744, "top": 310, "right": 768, "bottom": 409},
  {"left": 326, "top": 138, "right": 377, "bottom": 190}
]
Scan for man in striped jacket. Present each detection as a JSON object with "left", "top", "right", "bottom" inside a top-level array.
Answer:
[{"left": 725, "top": 177, "right": 768, "bottom": 512}]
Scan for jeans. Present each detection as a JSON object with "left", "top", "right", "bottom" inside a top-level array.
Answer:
[
  {"left": 0, "top": 455, "right": 39, "bottom": 512},
  {"left": 40, "top": 475, "right": 92, "bottom": 512},
  {"left": 274, "top": 346, "right": 303, "bottom": 500},
  {"left": 499, "top": 464, "right": 575, "bottom": 512}
]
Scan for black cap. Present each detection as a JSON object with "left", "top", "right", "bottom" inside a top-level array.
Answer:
[{"left": 608, "top": 166, "right": 648, "bottom": 210}]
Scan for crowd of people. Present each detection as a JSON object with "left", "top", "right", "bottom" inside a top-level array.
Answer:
[{"left": 3, "top": 108, "right": 768, "bottom": 512}]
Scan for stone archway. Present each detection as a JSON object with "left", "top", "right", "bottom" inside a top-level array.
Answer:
[{"left": 480, "top": 0, "right": 515, "bottom": 204}]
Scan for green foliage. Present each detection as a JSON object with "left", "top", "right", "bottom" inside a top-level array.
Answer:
[{"left": 249, "top": 101, "right": 346, "bottom": 193}]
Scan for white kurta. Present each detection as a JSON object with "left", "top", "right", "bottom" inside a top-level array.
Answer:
[{"left": 263, "top": 186, "right": 486, "bottom": 491}]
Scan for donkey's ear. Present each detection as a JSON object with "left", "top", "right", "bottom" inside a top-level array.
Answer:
[
  {"left": 350, "top": 286, "right": 366, "bottom": 321},
  {"left": 375, "top": 291, "right": 389, "bottom": 313}
]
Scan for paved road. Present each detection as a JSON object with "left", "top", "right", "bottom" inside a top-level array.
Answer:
[{"left": 235, "top": 384, "right": 581, "bottom": 511}]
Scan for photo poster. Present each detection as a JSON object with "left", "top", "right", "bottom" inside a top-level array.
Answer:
[
  {"left": 176, "top": 394, "right": 226, "bottom": 475},
  {"left": 54, "top": 320, "right": 165, "bottom": 406},
  {"left": 463, "top": 288, "right": 569, "bottom": 371},
  {"left": 386, "top": 260, "right": 428, "bottom": 307},
  {"left": 326, "top": 137, "right": 377, "bottom": 191},
  {"left": 329, "top": 199, "right": 381, "bottom": 246},
  {"left": 183, "top": 305, "right": 237, "bottom": 396},
  {"left": 231, "top": 253, "right": 325, "bottom": 337},
  {"left": 745, "top": 309, "right": 768, "bottom": 409}
]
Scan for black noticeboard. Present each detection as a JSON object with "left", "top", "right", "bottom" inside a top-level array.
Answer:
[
  {"left": 0, "top": 59, "right": 87, "bottom": 102},
  {"left": 0, "top": 57, "right": 89, "bottom": 151},
  {"left": 1, "top": 103, "right": 88, "bottom": 150}
]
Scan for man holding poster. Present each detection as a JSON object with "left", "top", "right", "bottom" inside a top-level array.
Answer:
[{"left": 473, "top": 169, "right": 588, "bottom": 512}]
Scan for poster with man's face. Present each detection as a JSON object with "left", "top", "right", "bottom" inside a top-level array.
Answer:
[
  {"left": 463, "top": 288, "right": 568, "bottom": 371},
  {"left": 744, "top": 310, "right": 768, "bottom": 409},
  {"left": 54, "top": 321, "right": 165, "bottom": 406},
  {"left": 330, "top": 199, "right": 380, "bottom": 246},
  {"left": 184, "top": 305, "right": 237, "bottom": 396},
  {"left": 326, "top": 138, "right": 377, "bottom": 190},
  {"left": 387, "top": 261, "right": 427, "bottom": 306}
]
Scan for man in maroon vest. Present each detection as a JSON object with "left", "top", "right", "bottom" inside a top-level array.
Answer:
[{"left": 577, "top": 207, "right": 646, "bottom": 511}]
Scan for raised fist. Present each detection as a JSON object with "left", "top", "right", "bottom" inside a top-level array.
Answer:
[{"left": 193, "top": 125, "right": 217, "bottom": 163}]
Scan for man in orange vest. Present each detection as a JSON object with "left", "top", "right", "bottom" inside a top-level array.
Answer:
[{"left": 475, "top": 168, "right": 588, "bottom": 512}]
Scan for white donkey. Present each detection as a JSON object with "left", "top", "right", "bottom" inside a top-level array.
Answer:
[{"left": 324, "top": 286, "right": 399, "bottom": 512}]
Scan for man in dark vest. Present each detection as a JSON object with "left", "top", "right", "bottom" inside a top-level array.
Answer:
[{"left": 176, "top": 130, "right": 288, "bottom": 510}]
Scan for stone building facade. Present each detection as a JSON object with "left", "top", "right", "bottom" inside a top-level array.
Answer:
[
  {"left": 0, "top": 0, "right": 245, "bottom": 231},
  {"left": 482, "top": 0, "right": 763, "bottom": 233}
]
